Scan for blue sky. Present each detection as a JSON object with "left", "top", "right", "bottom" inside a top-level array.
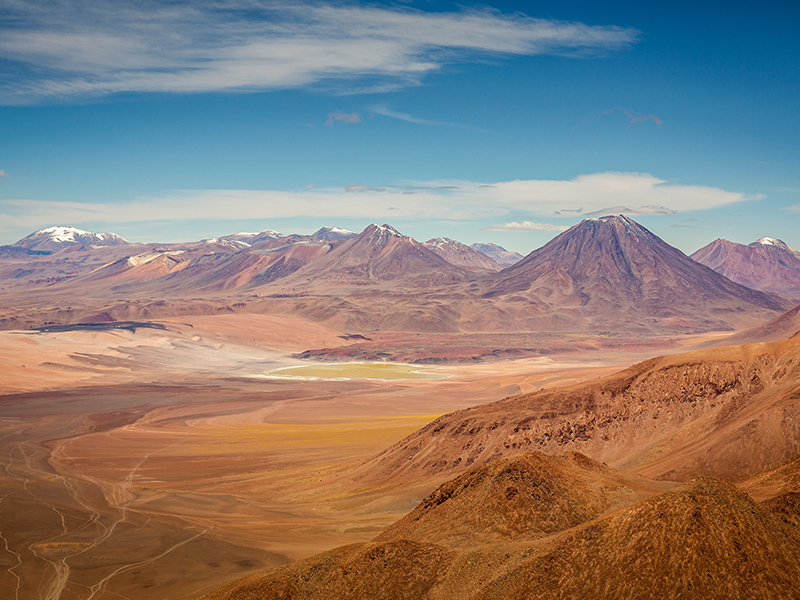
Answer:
[{"left": 0, "top": 0, "right": 798, "bottom": 254}]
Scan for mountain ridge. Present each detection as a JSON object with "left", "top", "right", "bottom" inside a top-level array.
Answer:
[{"left": 692, "top": 237, "right": 800, "bottom": 298}]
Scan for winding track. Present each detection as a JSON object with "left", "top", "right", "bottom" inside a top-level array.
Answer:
[{"left": 0, "top": 423, "right": 209, "bottom": 600}]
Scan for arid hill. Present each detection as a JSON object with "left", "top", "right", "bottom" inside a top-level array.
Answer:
[
  {"left": 422, "top": 238, "right": 503, "bottom": 272},
  {"left": 268, "top": 224, "right": 475, "bottom": 292},
  {"left": 698, "top": 302, "right": 800, "bottom": 348},
  {"left": 204, "top": 452, "right": 800, "bottom": 600},
  {"left": 470, "top": 242, "right": 523, "bottom": 267},
  {"left": 355, "top": 333, "right": 800, "bottom": 485},
  {"left": 255, "top": 216, "right": 792, "bottom": 336},
  {"left": 692, "top": 237, "right": 800, "bottom": 298},
  {"left": 480, "top": 215, "right": 791, "bottom": 334},
  {"left": 374, "top": 452, "right": 666, "bottom": 549},
  {"left": 311, "top": 226, "right": 357, "bottom": 242}
]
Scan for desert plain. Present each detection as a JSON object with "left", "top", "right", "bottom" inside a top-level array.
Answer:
[{"left": 0, "top": 312, "right": 689, "bottom": 600}]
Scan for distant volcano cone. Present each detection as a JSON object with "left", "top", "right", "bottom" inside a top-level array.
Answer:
[
  {"left": 277, "top": 223, "right": 473, "bottom": 289},
  {"left": 482, "top": 215, "right": 790, "bottom": 332}
]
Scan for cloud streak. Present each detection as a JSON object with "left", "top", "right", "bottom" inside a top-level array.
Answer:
[
  {"left": 371, "top": 105, "right": 447, "bottom": 126},
  {"left": 0, "top": 1, "right": 638, "bottom": 103},
  {"left": 325, "top": 110, "right": 362, "bottom": 126},
  {"left": 485, "top": 221, "right": 570, "bottom": 232},
  {"left": 583, "top": 205, "right": 675, "bottom": 216},
  {"left": 0, "top": 172, "right": 758, "bottom": 236}
]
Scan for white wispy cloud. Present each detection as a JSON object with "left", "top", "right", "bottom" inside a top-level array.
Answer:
[
  {"left": 325, "top": 110, "right": 362, "bottom": 126},
  {"left": 344, "top": 184, "right": 386, "bottom": 193},
  {"left": 583, "top": 205, "right": 675, "bottom": 216},
  {"left": 0, "top": 172, "right": 755, "bottom": 233},
  {"left": 0, "top": 1, "right": 638, "bottom": 102},
  {"left": 0, "top": 170, "right": 8, "bottom": 177},
  {"left": 485, "top": 221, "right": 570, "bottom": 232},
  {"left": 371, "top": 105, "right": 446, "bottom": 126},
  {"left": 423, "top": 172, "right": 758, "bottom": 215}
]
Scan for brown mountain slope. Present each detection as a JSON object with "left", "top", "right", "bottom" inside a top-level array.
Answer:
[
  {"left": 692, "top": 237, "right": 800, "bottom": 298},
  {"left": 0, "top": 242, "right": 164, "bottom": 291},
  {"left": 261, "top": 224, "right": 474, "bottom": 292},
  {"left": 374, "top": 451, "right": 666, "bottom": 549},
  {"left": 1, "top": 219, "right": 791, "bottom": 338},
  {"left": 474, "top": 476, "right": 800, "bottom": 600},
  {"left": 481, "top": 216, "right": 791, "bottom": 334},
  {"left": 115, "top": 240, "right": 333, "bottom": 294},
  {"left": 204, "top": 454, "right": 800, "bottom": 600},
  {"left": 422, "top": 238, "right": 503, "bottom": 272},
  {"left": 355, "top": 334, "right": 800, "bottom": 485},
  {"left": 470, "top": 242, "right": 523, "bottom": 267},
  {"left": 698, "top": 303, "right": 800, "bottom": 347},
  {"left": 739, "top": 454, "right": 800, "bottom": 502}
]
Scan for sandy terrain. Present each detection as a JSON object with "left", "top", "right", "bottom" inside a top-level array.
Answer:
[{"left": 0, "top": 313, "right": 680, "bottom": 599}]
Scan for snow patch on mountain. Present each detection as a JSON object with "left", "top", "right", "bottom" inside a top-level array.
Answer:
[{"left": 12, "top": 225, "right": 129, "bottom": 251}]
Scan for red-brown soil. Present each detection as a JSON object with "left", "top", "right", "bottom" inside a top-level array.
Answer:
[
  {"left": 203, "top": 452, "right": 800, "bottom": 600},
  {"left": 0, "top": 313, "right": 645, "bottom": 599},
  {"left": 356, "top": 333, "right": 800, "bottom": 486},
  {"left": 698, "top": 302, "right": 800, "bottom": 348},
  {"left": 374, "top": 452, "right": 668, "bottom": 548},
  {"left": 2, "top": 214, "right": 799, "bottom": 598}
]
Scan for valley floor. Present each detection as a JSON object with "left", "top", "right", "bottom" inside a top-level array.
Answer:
[{"left": 0, "top": 314, "right": 679, "bottom": 600}]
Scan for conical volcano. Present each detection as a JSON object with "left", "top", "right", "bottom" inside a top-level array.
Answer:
[
  {"left": 482, "top": 215, "right": 791, "bottom": 333},
  {"left": 273, "top": 223, "right": 473, "bottom": 292}
]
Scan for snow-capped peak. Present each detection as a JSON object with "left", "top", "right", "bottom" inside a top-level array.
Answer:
[
  {"left": 751, "top": 237, "right": 799, "bottom": 255},
  {"left": 204, "top": 237, "right": 252, "bottom": 249},
  {"left": 754, "top": 237, "right": 786, "bottom": 247},
  {"left": 424, "top": 237, "right": 456, "bottom": 248},
  {"left": 35, "top": 225, "right": 93, "bottom": 242},
  {"left": 229, "top": 229, "right": 281, "bottom": 239},
  {"left": 311, "top": 226, "right": 357, "bottom": 242},
  {"left": 14, "top": 225, "right": 128, "bottom": 250},
  {"left": 366, "top": 223, "right": 403, "bottom": 237}
]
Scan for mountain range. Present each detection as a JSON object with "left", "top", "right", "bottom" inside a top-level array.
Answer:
[{"left": 0, "top": 217, "right": 797, "bottom": 336}]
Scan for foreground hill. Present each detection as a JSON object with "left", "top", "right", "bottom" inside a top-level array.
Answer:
[
  {"left": 204, "top": 452, "right": 800, "bottom": 600},
  {"left": 374, "top": 452, "right": 665, "bottom": 549},
  {"left": 480, "top": 215, "right": 791, "bottom": 333},
  {"left": 692, "top": 237, "right": 800, "bottom": 298},
  {"left": 698, "top": 302, "right": 800, "bottom": 348},
  {"left": 355, "top": 332, "right": 800, "bottom": 485}
]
